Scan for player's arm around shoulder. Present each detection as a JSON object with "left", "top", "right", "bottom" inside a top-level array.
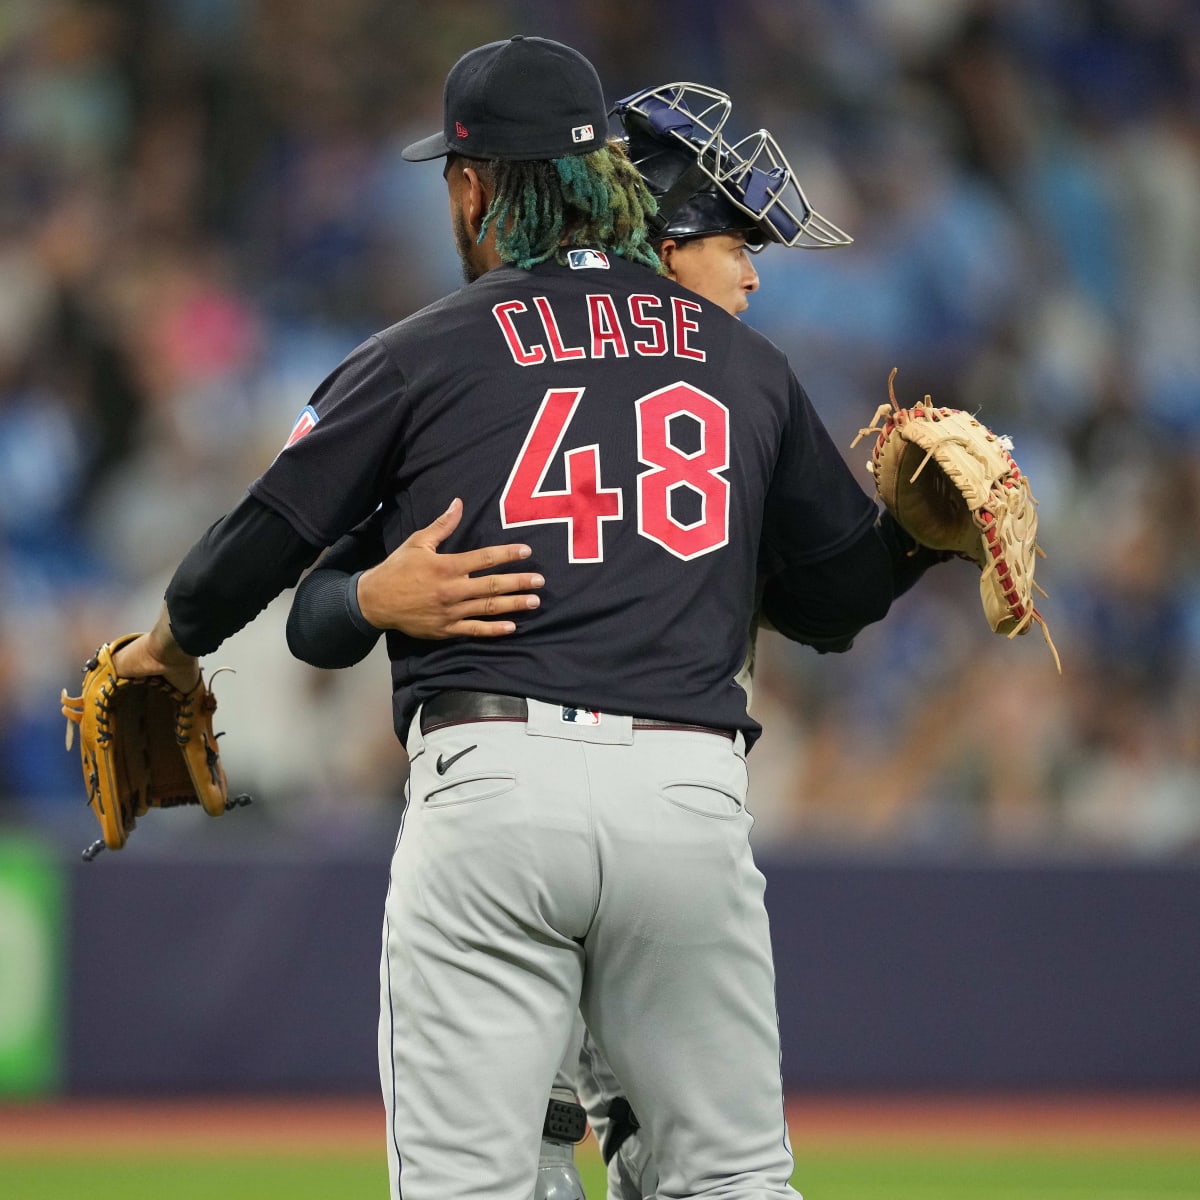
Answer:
[{"left": 286, "top": 498, "right": 547, "bottom": 668}]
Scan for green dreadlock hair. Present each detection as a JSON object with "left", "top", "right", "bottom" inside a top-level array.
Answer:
[{"left": 475, "top": 139, "right": 664, "bottom": 273}]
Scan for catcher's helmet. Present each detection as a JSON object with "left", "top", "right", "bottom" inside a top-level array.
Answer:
[{"left": 612, "top": 83, "right": 852, "bottom": 250}]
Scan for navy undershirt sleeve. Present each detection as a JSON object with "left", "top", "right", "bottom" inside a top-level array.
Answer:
[
  {"left": 166, "top": 493, "right": 323, "bottom": 656},
  {"left": 285, "top": 568, "right": 381, "bottom": 668},
  {"left": 286, "top": 515, "right": 387, "bottom": 669},
  {"left": 761, "top": 511, "right": 948, "bottom": 653}
]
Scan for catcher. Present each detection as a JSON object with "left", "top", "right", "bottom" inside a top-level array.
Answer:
[
  {"left": 61, "top": 632, "right": 248, "bottom": 860},
  {"left": 852, "top": 368, "right": 1061, "bottom": 672}
]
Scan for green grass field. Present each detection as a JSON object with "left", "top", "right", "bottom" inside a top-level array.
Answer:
[
  {"left": 3, "top": 1146, "right": 1199, "bottom": 1199},
  {"left": 4, "top": 1096, "right": 1197, "bottom": 1198}
]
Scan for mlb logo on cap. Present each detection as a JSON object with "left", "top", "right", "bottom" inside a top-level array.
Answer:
[{"left": 572, "top": 124, "right": 594, "bottom": 143}]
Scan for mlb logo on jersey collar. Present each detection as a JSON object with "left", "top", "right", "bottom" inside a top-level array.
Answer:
[
  {"left": 561, "top": 705, "right": 602, "bottom": 725},
  {"left": 567, "top": 248, "right": 609, "bottom": 270}
]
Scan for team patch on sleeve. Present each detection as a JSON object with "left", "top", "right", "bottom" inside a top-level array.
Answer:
[
  {"left": 283, "top": 405, "right": 318, "bottom": 449},
  {"left": 567, "top": 248, "right": 609, "bottom": 270}
]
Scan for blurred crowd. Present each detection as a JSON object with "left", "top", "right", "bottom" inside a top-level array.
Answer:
[{"left": 1, "top": 0, "right": 1198, "bottom": 859}]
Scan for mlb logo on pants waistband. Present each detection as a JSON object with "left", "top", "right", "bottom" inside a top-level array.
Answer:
[{"left": 561, "top": 706, "right": 601, "bottom": 726}]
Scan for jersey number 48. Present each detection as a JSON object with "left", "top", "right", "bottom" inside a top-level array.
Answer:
[{"left": 501, "top": 383, "right": 730, "bottom": 563}]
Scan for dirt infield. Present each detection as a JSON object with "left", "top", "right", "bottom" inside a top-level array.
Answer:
[
  {"left": 1, "top": 1093, "right": 1197, "bottom": 1156},
  {"left": 781, "top": 1093, "right": 1200, "bottom": 1149}
]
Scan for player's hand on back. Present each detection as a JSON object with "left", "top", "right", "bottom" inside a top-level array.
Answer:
[{"left": 356, "top": 498, "right": 543, "bottom": 639}]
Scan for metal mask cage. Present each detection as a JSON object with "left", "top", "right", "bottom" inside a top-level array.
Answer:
[
  {"left": 613, "top": 82, "right": 733, "bottom": 158},
  {"left": 716, "top": 128, "right": 853, "bottom": 249},
  {"left": 613, "top": 82, "right": 852, "bottom": 250}
]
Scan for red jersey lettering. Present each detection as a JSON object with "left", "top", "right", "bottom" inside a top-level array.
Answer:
[
  {"left": 627, "top": 295, "right": 669, "bottom": 356},
  {"left": 501, "top": 387, "right": 623, "bottom": 562},
  {"left": 636, "top": 382, "right": 730, "bottom": 560},
  {"left": 534, "top": 296, "right": 586, "bottom": 361},
  {"left": 587, "top": 294, "right": 630, "bottom": 358},
  {"left": 494, "top": 293, "right": 708, "bottom": 364},
  {"left": 671, "top": 297, "right": 706, "bottom": 362},
  {"left": 492, "top": 301, "right": 546, "bottom": 366}
]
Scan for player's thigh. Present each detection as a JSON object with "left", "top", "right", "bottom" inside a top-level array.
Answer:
[
  {"left": 389, "top": 720, "right": 595, "bottom": 942},
  {"left": 583, "top": 732, "right": 796, "bottom": 1196},
  {"left": 380, "top": 725, "right": 590, "bottom": 1195},
  {"left": 589, "top": 727, "right": 761, "bottom": 955},
  {"left": 384, "top": 720, "right": 592, "bottom": 1027}
]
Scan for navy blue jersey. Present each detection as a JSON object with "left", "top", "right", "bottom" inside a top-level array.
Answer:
[{"left": 251, "top": 253, "right": 876, "bottom": 741}]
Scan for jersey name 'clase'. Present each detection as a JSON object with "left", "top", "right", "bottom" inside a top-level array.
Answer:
[{"left": 492, "top": 293, "right": 707, "bottom": 366}]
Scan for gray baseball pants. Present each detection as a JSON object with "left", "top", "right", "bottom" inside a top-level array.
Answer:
[{"left": 379, "top": 696, "right": 799, "bottom": 1199}]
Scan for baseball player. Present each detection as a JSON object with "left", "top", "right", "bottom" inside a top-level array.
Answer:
[
  {"left": 286, "top": 83, "right": 777, "bottom": 1199},
  {"left": 283, "top": 77, "right": 944, "bottom": 1200},
  {"left": 110, "top": 40, "right": 943, "bottom": 1200}
]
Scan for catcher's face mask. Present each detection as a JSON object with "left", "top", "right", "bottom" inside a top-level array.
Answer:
[{"left": 613, "top": 82, "right": 853, "bottom": 251}]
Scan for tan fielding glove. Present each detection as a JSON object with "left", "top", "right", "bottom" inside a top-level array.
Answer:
[
  {"left": 61, "top": 634, "right": 249, "bottom": 859},
  {"left": 852, "top": 369, "right": 1061, "bottom": 672}
]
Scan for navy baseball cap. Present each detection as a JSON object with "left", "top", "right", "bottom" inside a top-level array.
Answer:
[{"left": 401, "top": 35, "right": 608, "bottom": 162}]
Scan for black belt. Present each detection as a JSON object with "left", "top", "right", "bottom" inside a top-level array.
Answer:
[{"left": 420, "top": 690, "right": 734, "bottom": 741}]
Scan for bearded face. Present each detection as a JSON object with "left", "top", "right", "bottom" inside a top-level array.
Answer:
[{"left": 451, "top": 203, "right": 483, "bottom": 284}]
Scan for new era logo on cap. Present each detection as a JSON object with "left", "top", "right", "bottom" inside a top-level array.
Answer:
[
  {"left": 455, "top": 120, "right": 469, "bottom": 139},
  {"left": 572, "top": 124, "right": 594, "bottom": 143}
]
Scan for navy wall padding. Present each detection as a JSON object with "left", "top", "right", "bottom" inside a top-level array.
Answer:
[{"left": 66, "top": 853, "right": 1200, "bottom": 1093}]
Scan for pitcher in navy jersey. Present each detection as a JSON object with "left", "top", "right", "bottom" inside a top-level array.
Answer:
[
  {"left": 283, "top": 79, "right": 950, "bottom": 1200},
  {"left": 111, "top": 40, "right": 940, "bottom": 1200}
]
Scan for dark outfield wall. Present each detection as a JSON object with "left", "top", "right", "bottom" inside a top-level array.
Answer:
[{"left": 65, "top": 853, "right": 1200, "bottom": 1093}]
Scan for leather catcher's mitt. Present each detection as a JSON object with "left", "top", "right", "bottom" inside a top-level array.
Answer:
[
  {"left": 852, "top": 369, "right": 1061, "bottom": 672},
  {"left": 61, "top": 634, "right": 246, "bottom": 858}
]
